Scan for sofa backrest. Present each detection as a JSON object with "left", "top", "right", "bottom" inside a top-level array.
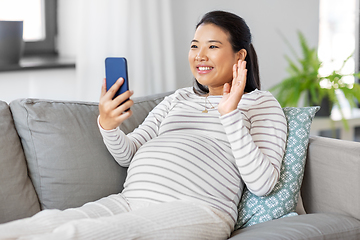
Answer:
[
  {"left": 0, "top": 100, "right": 40, "bottom": 223},
  {"left": 302, "top": 136, "right": 360, "bottom": 221},
  {"left": 9, "top": 91, "right": 169, "bottom": 211}
]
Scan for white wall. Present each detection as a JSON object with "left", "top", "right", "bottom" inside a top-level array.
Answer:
[
  {"left": 0, "top": 0, "right": 319, "bottom": 103},
  {"left": 57, "top": 0, "right": 78, "bottom": 58}
]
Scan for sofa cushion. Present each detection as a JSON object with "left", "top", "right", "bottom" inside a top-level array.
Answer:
[
  {"left": 235, "top": 107, "right": 319, "bottom": 229},
  {"left": 10, "top": 99, "right": 124, "bottom": 210},
  {"left": 9, "top": 93, "right": 167, "bottom": 210},
  {"left": 230, "top": 213, "right": 360, "bottom": 240},
  {"left": 0, "top": 101, "right": 40, "bottom": 223},
  {"left": 303, "top": 136, "right": 360, "bottom": 220}
]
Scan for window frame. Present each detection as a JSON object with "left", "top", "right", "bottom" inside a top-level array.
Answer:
[{"left": 23, "top": 0, "right": 57, "bottom": 56}]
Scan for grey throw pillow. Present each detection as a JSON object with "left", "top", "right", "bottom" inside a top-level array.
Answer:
[
  {"left": 10, "top": 99, "right": 127, "bottom": 210},
  {"left": 9, "top": 93, "right": 167, "bottom": 211}
]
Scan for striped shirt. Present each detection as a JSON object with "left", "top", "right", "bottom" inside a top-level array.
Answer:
[{"left": 98, "top": 87, "right": 287, "bottom": 223}]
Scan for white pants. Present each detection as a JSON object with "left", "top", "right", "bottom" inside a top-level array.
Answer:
[{"left": 0, "top": 193, "right": 234, "bottom": 240}]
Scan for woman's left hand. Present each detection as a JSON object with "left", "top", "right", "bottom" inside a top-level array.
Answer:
[{"left": 218, "top": 60, "right": 247, "bottom": 115}]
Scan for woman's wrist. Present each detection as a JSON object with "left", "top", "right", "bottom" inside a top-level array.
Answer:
[{"left": 97, "top": 115, "right": 119, "bottom": 131}]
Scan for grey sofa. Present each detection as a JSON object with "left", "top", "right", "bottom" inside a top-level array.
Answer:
[{"left": 1, "top": 91, "right": 360, "bottom": 239}]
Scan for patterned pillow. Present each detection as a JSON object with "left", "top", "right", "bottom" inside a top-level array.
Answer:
[{"left": 235, "top": 106, "right": 319, "bottom": 230}]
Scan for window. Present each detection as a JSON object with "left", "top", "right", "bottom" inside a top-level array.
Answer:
[
  {"left": 0, "top": 0, "right": 57, "bottom": 55},
  {"left": 318, "top": 0, "right": 357, "bottom": 86},
  {"left": 318, "top": 0, "right": 358, "bottom": 115}
]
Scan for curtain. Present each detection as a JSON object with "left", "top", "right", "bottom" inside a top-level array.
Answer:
[{"left": 75, "top": 0, "right": 176, "bottom": 102}]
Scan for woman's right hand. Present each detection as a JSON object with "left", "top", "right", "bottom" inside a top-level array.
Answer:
[{"left": 99, "top": 78, "right": 134, "bottom": 130}]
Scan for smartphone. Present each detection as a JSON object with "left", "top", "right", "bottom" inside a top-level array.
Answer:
[{"left": 105, "top": 57, "right": 129, "bottom": 99}]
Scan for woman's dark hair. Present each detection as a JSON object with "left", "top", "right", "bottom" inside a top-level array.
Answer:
[{"left": 193, "top": 10, "right": 261, "bottom": 95}]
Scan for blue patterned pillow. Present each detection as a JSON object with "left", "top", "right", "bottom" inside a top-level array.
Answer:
[{"left": 235, "top": 106, "right": 319, "bottom": 229}]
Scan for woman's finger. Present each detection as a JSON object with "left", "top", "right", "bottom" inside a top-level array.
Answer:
[
  {"left": 100, "top": 78, "right": 107, "bottom": 98},
  {"left": 113, "top": 98, "right": 134, "bottom": 116},
  {"left": 237, "top": 61, "right": 246, "bottom": 85},
  {"left": 112, "top": 90, "right": 134, "bottom": 109},
  {"left": 232, "top": 62, "right": 238, "bottom": 86},
  {"left": 223, "top": 82, "right": 231, "bottom": 95},
  {"left": 105, "top": 78, "right": 124, "bottom": 100},
  {"left": 238, "top": 60, "right": 245, "bottom": 77},
  {"left": 239, "top": 69, "right": 247, "bottom": 91},
  {"left": 115, "top": 109, "right": 133, "bottom": 124}
]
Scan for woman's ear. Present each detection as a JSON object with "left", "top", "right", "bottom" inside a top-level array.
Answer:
[{"left": 237, "top": 49, "right": 247, "bottom": 61}]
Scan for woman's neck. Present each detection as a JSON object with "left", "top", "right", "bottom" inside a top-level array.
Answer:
[{"left": 208, "top": 87, "right": 223, "bottom": 96}]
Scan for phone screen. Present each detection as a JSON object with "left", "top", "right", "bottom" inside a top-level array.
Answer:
[{"left": 105, "top": 57, "right": 129, "bottom": 99}]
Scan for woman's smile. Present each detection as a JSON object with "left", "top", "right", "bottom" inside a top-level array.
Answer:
[{"left": 197, "top": 64, "right": 214, "bottom": 74}]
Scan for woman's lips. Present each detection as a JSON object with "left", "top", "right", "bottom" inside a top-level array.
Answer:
[{"left": 197, "top": 66, "right": 214, "bottom": 74}]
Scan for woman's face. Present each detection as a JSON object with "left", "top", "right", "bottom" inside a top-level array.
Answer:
[{"left": 188, "top": 23, "right": 244, "bottom": 95}]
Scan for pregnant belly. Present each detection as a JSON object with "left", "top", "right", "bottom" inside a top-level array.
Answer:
[{"left": 122, "top": 133, "right": 241, "bottom": 206}]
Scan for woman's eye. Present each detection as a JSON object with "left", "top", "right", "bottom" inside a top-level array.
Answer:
[
  {"left": 190, "top": 45, "right": 198, "bottom": 49},
  {"left": 209, "top": 45, "right": 218, "bottom": 49}
]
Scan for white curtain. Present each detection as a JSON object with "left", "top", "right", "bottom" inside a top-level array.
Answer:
[{"left": 75, "top": 0, "right": 176, "bottom": 102}]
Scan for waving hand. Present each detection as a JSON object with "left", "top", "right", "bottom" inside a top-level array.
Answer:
[{"left": 218, "top": 60, "right": 247, "bottom": 115}]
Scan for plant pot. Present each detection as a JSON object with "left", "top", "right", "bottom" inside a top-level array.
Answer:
[
  {"left": 315, "top": 96, "right": 333, "bottom": 117},
  {"left": 0, "top": 21, "right": 24, "bottom": 66}
]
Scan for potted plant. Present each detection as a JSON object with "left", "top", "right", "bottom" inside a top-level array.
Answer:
[{"left": 270, "top": 31, "right": 360, "bottom": 128}]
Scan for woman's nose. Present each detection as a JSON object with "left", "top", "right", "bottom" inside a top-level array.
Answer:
[{"left": 195, "top": 49, "right": 208, "bottom": 61}]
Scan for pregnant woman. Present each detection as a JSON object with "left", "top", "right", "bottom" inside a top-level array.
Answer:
[{"left": 0, "top": 10, "right": 286, "bottom": 240}]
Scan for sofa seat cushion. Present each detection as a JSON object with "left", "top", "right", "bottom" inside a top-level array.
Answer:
[
  {"left": 230, "top": 213, "right": 360, "bottom": 240},
  {"left": 0, "top": 101, "right": 40, "bottom": 223}
]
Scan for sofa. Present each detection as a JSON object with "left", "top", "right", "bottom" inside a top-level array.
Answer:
[{"left": 0, "top": 91, "right": 360, "bottom": 239}]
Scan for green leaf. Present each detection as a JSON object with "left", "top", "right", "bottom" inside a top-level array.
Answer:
[{"left": 269, "top": 30, "right": 360, "bottom": 131}]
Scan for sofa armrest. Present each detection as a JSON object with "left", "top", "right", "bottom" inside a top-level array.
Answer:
[{"left": 301, "top": 136, "right": 360, "bottom": 220}]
